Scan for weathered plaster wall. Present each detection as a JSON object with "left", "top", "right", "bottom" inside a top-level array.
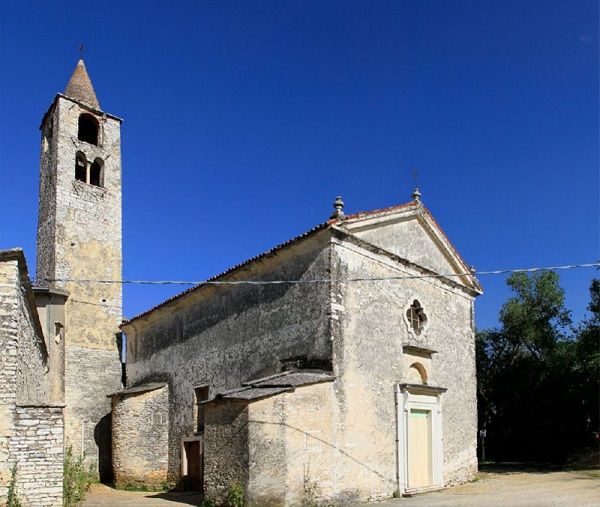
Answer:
[
  {"left": 37, "top": 96, "right": 123, "bottom": 476},
  {"left": 249, "top": 383, "right": 337, "bottom": 507},
  {"left": 124, "top": 233, "right": 332, "bottom": 481},
  {"left": 329, "top": 234, "right": 478, "bottom": 498},
  {"left": 347, "top": 207, "right": 461, "bottom": 277},
  {"left": 34, "top": 289, "right": 67, "bottom": 405},
  {"left": 64, "top": 346, "right": 121, "bottom": 478},
  {"left": 112, "top": 386, "right": 169, "bottom": 489},
  {"left": 204, "top": 382, "right": 337, "bottom": 507}
]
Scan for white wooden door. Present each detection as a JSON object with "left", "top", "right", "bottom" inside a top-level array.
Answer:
[{"left": 407, "top": 409, "right": 432, "bottom": 488}]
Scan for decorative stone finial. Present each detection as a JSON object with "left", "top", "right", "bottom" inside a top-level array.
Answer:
[
  {"left": 330, "top": 196, "right": 345, "bottom": 220},
  {"left": 469, "top": 266, "right": 476, "bottom": 275}
]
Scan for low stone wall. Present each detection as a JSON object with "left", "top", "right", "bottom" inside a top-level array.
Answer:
[{"left": 8, "top": 405, "right": 64, "bottom": 507}]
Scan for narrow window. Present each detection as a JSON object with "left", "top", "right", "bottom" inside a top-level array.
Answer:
[
  {"left": 193, "top": 385, "right": 210, "bottom": 434},
  {"left": 406, "top": 300, "right": 427, "bottom": 335},
  {"left": 78, "top": 113, "right": 99, "bottom": 146},
  {"left": 75, "top": 152, "right": 87, "bottom": 182},
  {"left": 90, "top": 157, "right": 104, "bottom": 187}
]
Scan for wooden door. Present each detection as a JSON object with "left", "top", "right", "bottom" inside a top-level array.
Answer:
[
  {"left": 185, "top": 440, "right": 203, "bottom": 491},
  {"left": 407, "top": 409, "right": 432, "bottom": 488}
]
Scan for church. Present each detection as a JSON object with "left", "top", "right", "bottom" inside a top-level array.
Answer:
[{"left": 1, "top": 59, "right": 482, "bottom": 506}]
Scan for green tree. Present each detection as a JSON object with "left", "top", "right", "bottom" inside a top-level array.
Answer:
[
  {"left": 477, "top": 271, "right": 575, "bottom": 463},
  {"left": 499, "top": 271, "right": 571, "bottom": 359},
  {"left": 571, "top": 279, "right": 600, "bottom": 445}
]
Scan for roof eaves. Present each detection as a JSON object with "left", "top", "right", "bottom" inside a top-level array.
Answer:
[{"left": 39, "top": 94, "right": 122, "bottom": 131}]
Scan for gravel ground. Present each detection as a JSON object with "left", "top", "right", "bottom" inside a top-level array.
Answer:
[
  {"left": 351, "top": 470, "right": 600, "bottom": 507},
  {"left": 82, "top": 470, "right": 599, "bottom": 507}
]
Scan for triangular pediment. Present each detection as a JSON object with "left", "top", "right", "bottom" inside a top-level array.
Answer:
[{"left": 340, "top": 203, "right": 480, "bottom": 292}]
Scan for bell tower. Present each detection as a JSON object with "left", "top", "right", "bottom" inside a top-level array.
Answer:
[{"left": 37, "top": 59, "right": 123, "bottom": 480}]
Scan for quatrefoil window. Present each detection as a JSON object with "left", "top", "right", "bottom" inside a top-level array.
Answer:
[{"left": 406, "top": 300, "right": 427, "bottom": 335}]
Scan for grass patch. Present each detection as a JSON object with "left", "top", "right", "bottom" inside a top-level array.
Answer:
[
  {"left": 472, "top": 471, "right": 495, "bottom": 482},
  {"left": 572, "top": 469, "right": 600, "bottom": 479}
]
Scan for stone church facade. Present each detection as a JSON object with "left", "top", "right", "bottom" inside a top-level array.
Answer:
[{"left": 117, "top": 197, "right": 482, "bottom": 504}]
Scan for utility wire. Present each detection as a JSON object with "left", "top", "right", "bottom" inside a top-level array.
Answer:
[{"left": 42, "top": 262, "right": 600, "bottom": 286}]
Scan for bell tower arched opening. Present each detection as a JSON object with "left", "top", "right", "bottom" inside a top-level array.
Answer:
[{"left": 78, "top": 113, "right": 99, "bottom": 146}]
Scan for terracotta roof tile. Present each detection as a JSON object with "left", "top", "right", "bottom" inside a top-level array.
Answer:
[{"left": 122, "top": 221, "right": 331, "bottom": 325}]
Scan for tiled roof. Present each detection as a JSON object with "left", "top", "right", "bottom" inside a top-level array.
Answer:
[
  {"left": 333, "top": 200, "right": 415, "bottom": 223},
  {"left": 109, "top": 382, "right": 167, "bottom": 397},
  {"left": 123, "top": 198, "right": 480, "bottom": 326},
  {"left": 210, "top": 370, "right": 335, "bottom": 402},
  {"left": 122, "top": 221, "right": 331, "bottom": 325}
]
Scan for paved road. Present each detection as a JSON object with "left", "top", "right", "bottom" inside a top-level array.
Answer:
[{"left": 83, "top": 470, "right": 599, "bottom": 507}]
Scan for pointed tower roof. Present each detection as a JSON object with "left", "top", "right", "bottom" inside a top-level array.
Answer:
[{"left": 64, "top": 59, "right": 100, "bottom": 110}]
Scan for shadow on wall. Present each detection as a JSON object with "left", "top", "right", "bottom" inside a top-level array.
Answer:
[{"left": 95, "top": 413, "right": 113, "bottom": 483}]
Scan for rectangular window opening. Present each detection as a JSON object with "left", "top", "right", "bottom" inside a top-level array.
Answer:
[{"left": 193, "top": 385, "right": 210, "bottom": 434}]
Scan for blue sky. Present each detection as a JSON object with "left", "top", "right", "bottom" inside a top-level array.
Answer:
[{"left": 1, "top": 1, "right": 598, "bottom": 329}]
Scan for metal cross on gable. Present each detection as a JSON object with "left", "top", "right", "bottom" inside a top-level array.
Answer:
[
  {"left": 411, "top": 167, "right": 422, "bottom": 202},
  {"left": 79, "top": 42, "right": 85, "bottom": 60},
  {"left": 411, "top": 167, "right": 419, "bottom": 187}
]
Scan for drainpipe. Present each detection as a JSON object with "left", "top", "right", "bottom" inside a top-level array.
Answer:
[{"left": 395, "top": 384, "right": 402, "bottom": 495}]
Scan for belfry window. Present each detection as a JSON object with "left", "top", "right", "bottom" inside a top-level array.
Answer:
[
  {"left": 406, "top": 300, "right": 427, "bottom": 335},
  {"left": 75, "top": 153, "right": 104, "bottom": 187},
  {"left": 75, "top": 152, "right": 87, "bottom": 182},
  {"left": 78, "top": 114, "right": 99, "bottom": 146},
  {"left": 90, "top": 158, "right": 104, "bottom": 187}
]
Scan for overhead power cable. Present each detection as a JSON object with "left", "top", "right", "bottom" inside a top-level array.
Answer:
[{"left": 42, "top": 262, "right": 600, "bottom": 286}]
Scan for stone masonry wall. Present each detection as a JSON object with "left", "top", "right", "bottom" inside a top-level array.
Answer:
[
  {"left": 0, "top": 258, "right": 21, "bottom": 492},
  {"left": 112, "top": 386, "right": 169, "bottom": 489},
  {"left": 204, "top": 400, "right": 249, "bottom": 502},
  {"left": 7, "top": 406, "right": 64, "bottom": 507},
  {"left": 0, "top": 252, "right": 64, "bottom": 507}
]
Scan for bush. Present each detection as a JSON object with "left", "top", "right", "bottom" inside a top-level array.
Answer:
[
  {"left": 227, "top": 481, "right": 244, "bottom": 507},
  {"left": 6, "top": 463, "right": 23, "bottom": 507},
  {"left": 63, "top": 445, "right": 94, "bottom": 506}
]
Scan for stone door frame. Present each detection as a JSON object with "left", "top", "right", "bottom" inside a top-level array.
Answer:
[{"left": 396, "top": 383, "right": 446, "bottom": 495}]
